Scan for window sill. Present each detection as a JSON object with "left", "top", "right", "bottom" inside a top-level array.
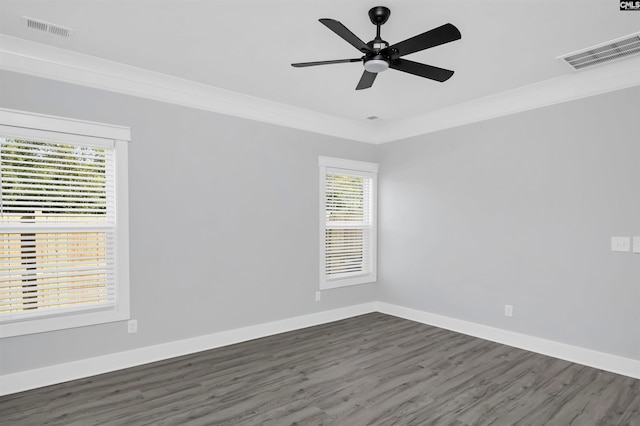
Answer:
[
  {"left": 320, "top": 273, "right": 377, "bottom": 290},
  {"left": 0, "top": 307, "right": 129, "bottom": 338}
]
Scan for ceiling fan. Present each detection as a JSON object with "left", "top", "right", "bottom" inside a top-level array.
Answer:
[{"left": 292, "top": 6, "right": 461, "bottom": 90}]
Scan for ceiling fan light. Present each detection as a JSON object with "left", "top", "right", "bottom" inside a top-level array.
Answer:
[{"left": 364, "top": 59, "right": 389, "bottom": 73}]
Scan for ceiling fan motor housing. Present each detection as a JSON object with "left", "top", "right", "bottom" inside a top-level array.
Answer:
[{"left": 364, "top": 39, "right": 398, "bottom": 73}]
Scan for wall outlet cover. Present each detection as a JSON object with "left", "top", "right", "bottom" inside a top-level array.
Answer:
[
  {"left": 504, "top": 305, "right": 513, "bottom": 317},
  {"left": 633, "top": 236, "right": 640, "bottom": 254},
  {"left": 611, "top": 237, "right": 631, "bottom": 252}
]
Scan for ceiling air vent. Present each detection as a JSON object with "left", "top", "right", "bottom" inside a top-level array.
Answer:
[
  {"left": 23, "top": 17, "right": 73, "bottom": 38},
  {"left": 558, "top": 32, "right": 640, "bottom": 70}
]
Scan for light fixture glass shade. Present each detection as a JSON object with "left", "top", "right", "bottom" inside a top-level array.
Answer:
[{"left": 364, "top": 59, "right": 389, "bottom": 73}]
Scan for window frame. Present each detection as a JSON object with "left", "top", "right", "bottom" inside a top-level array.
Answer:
[
  {"left": 0, "top": 108, "right": 130, "bottom": 338},
  {"left": 319, "top": 156, "right": 378, "bottom": 290}
]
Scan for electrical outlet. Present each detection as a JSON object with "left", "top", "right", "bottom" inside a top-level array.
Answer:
[
  {"left": 633, "top": 236, "right": 640, "bottom": 254},
  {"left": 504, "top": 305, "right": 513, "bottom": 317},
  {"left": 611, "top": 237, "right": 631, "bottom": 252},
  {"left": 127, "top": 319, "right": 138, "bottom": 333},
  {"left": 315, "top": 291, "right": 321, "bottom": 302}
]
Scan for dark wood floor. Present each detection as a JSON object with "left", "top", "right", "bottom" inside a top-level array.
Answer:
[{"left": 1, "top": 313, "right": 639, "bottom": 425}]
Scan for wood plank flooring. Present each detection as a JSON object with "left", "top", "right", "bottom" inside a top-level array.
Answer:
[{"left": 1, "top": 313, "right": 639, "bottom": 425}]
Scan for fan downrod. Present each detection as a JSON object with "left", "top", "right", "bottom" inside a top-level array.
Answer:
[{"left": 368, "top": 6, "right": 390, "bottom": 25}]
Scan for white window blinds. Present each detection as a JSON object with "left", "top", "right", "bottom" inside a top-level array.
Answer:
[
  {"left": 319, "top": 157, "right": 377, "bottom": 289},
  {"left": 0, "top": 138, "right": 116, "bottom": 321}
]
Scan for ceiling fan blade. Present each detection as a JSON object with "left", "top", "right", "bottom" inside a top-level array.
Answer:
[
  {"left": 390, "top": 59, "right": 454, "bottom": 82},
  {"left": 388, "top": 23, "right": 461, "bottom": 57},
  {"left": 291, "top": 58, "right": 362, "bottom": 68},
  {"left": 356, "top": 71, "right": 377, "bottom": 90},
  {"left": 319, "top": 18, "right": 373, "bottom": 53}
]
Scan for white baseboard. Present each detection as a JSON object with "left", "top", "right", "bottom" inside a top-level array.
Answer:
[
  {"left": 3, "top": 301, "right": 638, "bottom": 396},
  {"left": 0, "top": 302, "right": 377, "bottom": 396},
  {"left": 376, "top": 302, "right": 640, "bottom": 380}
]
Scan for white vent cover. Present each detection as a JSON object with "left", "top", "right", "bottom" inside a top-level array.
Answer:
[
  {"left": 558, "top": 32, "right": 640, "bottom": 70},
  {"left": 23, "top": 16, "right": 73, "bottom": 38}
]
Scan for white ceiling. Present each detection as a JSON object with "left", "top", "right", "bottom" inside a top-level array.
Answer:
[{"left": 0, "top": 0, "right": 639, "bottom": 141}]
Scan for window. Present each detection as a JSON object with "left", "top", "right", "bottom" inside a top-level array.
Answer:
[
  {"left": 319, "top": 156, "right": 378, "bottom": 289},
  {"left": 0, "top": 108, "right": 130, "bottom": 337}
]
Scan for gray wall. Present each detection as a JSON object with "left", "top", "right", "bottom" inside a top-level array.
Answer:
[
  {"left": 1, "top": 70, "right": 638, "bottom": 376},
  {"left": 377, "top": 87, "right": 640, "bottom": 360},
  {"left": 0, "top": 71, "right": 378, "bottom": 374}
]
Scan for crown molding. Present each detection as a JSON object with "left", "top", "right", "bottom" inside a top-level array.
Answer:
[
  {"left": 371, "top": 56, "right": 640, "bottom": 143},
  {"left": 0, "top": 35, "right": 372, "bottom": 143},
  {"left": 1, "top": 34, "right": 639, "bottom": 144}
]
